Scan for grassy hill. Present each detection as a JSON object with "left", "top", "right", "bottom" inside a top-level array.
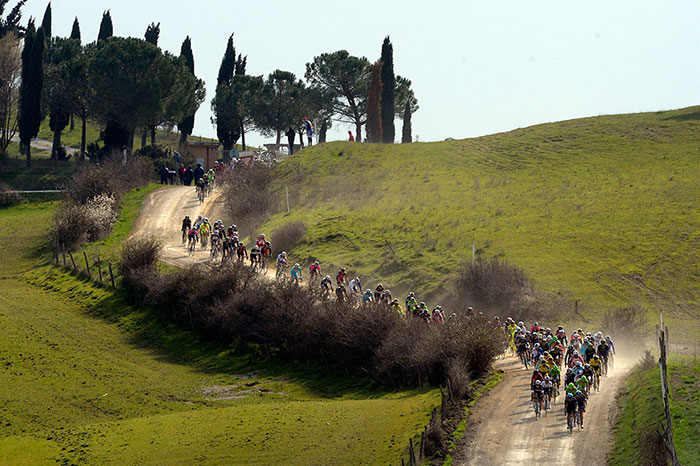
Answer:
[
  {"left": 265, "top": 106, "right": 700, "bottom": 341},
  {"left": 0, "top": 199, "right": 438, "bottom": 465}
]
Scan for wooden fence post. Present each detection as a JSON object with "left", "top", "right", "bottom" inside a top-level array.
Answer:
[
  {"left": 62, "top": 250, "right": 66, "bottom": 266},
  {"left": 658, "top": 310, "right": 680, "bottom": 466},
  {"left": 68, "top": 252, "right": 77, "bottom": 270},
  {"left": 83, "top": 251, "right": 91, "bottom": 279},
  {"left": 108, "top": 263, "right": 115, "bottom": 288},
  {"left": 408, "top": 438, "right": 415, "bottom": 466}
]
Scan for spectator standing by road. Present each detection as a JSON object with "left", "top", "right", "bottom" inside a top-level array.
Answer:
[
  {"left": 193, "top": 163, "right": 204, "bottom": 183},
  {"left": 178, "top": 164, "right": 186, "bottom": 184},
  {"left": 159, "top": 163, "right": 169, "bottom": 184},
  {"left": 286, "top": 127, "right": 296, "bottom": 155},
  {"left": 348, "top": 130, "right": 355, "bottom": 141},
  {"left": 303, "top": 117, "right": 313, "bottom": 146},
  {"left": 184, "top": 166, "right": 194, "bottom": 186}
]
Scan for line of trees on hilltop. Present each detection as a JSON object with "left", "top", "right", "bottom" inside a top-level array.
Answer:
[
  {"left": 212, "top": 34, "right": 419, "bottom": 150},
  {"left": 3, "top": 3, "right": 205, "bottom": 168}
]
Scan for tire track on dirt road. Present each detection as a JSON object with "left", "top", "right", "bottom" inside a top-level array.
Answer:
[{"left": 453, "top": 355, "right": 632, "bottom": 466}]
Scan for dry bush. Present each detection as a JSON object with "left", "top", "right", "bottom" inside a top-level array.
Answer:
[
  {"left": 602, "top": 305, "right": 647, "bottom": 341},
  {"left": 423, "top": 408, "right": 447, "bottom": 457},
  {"left": 0, "top": 182, "right": 21, "bottom": 206},
  {"left": 270, "top": 220, "right": 307, "bottom": 255},
  {"left": 220, "top": 162, "right": 276, "bottom": 235},
  {"left": 118, "top": 236, "right": 162, "bottom": 300},
  {"left": 127, "top": 258, "right": 506, "bottom": 389},
  {"left": 51, "top": 194, "right": 117, "bottom": 250},
  {"left": 454, "top": 257, "right": 534, "bottom": 314},
  {"left": 64, "top": 156, "right": 151, "bottom": 205},
  {"left": 638, "top": 349, "right": 656, "bottom": 372}
]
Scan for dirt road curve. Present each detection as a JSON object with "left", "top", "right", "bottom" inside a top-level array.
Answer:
[
  {"left": 453, "top": 355, "right": 632, "bottom": 466},
  {"left": 130, "top": 186, "right": 225, "bottom": 266}
]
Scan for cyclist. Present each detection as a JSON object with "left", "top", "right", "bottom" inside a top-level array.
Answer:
[
  {"left": 321, "top": 275, "right": 332, "bottom": 293},
  {"left": 405, "top": 292, "right": 418, "bottom": 315},
  {"left": 549, "top": 362, "right": 561, "bottom": 388},
  {"left": 542, "top": 376, "right": 554, "bottom": 409},
  {"left": 382, "top": 289, "right": 392, "bottom": 304},
  {"left": 597, "top": 339, "right": 610, "bottom": 375},
  {"left": 250, "top": 245, "right": 262, "bottom": 268},
  {"left": 576, "top": 374, "right": 589, "bottom": 397},
  {"left": 210, "top": 230, "right": 221, "bottom": 258},
  {"left": 556, "top": 325, "right": 568, "bottom": 346},
  {"left": 335, "top": 284, "right": 347, "bottom": 301},
  {"left": 531, "top": 369, "right": 544, "bottom": 389},
  {"left": 362, "top": 288, "right": 374, "bottom": 304},
  {"left": 582, "top": 364, "right": 594, "bottom": 394},
  {"left": 531, "top": 380, "right": 545, "bottom": 417},
  {"left": 187, "top": 227, "right": 198, "bottom": 251},
  {"left": 256, "top": 234, "right": 266, "bottom": 249},
  {"left": 565, "top": 393, "right": 578, "bottom": 429},
  {"left": 236, "top": 242, "right": 248, "bottom": 261},
  {"left": 290, "top": 263, "right": 303, "bottom": 283},
  {"left": 575, "top": 390, "right": 587, "bottom": 428},
  {"left": 309, "top": 261, "right": 321, "bottom": 283},
  {"left": 605, "top": 335, "right": 616, "bottom": 368},
  {"left": 181, "top": 216, "right": 191, "bottom": 243},
  {"left": 374, "top": 283, "right": 384, "bottom": 302},
  {"left": 200, "top": 218, "right": 210, "bottom": 249},
  {"left": 565, "top": 382, "right": 577, "bottom": 398},
  {"left": 276, "top": 251, "right": 288, "bottom": 279},
  {"left": 261, "top": 241, "right": 272, "bottom": 268},
  {"left": 336, "top": 268, "right": 348, "bottom": 286},
  {"left": 584, "top": 339, "right": 597, "bottom": 363},
  {"left": 589, "top": 355, "right": 602, "bottom": 388},
  {"left": 569, "top": 350, "right": 584, "bottom": 368},
  {"left": 391, "top": 299, "right": 405, "bottom": 316},
  {"left": 349, "top": 276, "right": 362, "bottom": 295},
  {"left": 432, "top": 306, "right": 445, "bottom": 324},
  {"left": 221, "top": 235, "right": 232, "bottom": 261},
  {"left": 516, "top": 334, "right": 530, "bottom": 367}
]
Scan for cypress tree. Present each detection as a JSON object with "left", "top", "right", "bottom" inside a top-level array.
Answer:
[
  {"left": 18, "top": 23, "right": 45, "bottom": 168},
  {"left": 401, "top": 100, "right": 412, "bottom": 143},
  {"left": 97, "top": 10, "right": 112, "bottom": 41},
  {"left": 41, "top": 3, "right": 51, "bottom": 38},
  {"left": 366, "top": 60, "right": 382, "bottom": 143},
  {"left": 70, "top": 17, "right": 80, "bottom": 42},
  {"left": 178, "top": 36, "right": 195, "bottom": 148},
  {"left": 144, "top": 22, "right": 159, "bottom": 46},
  {"left": 217, "top": 34, "right": 236, "bottom": 85},
  {"left": 380, "top": 36, "right": 395, "bottom": 143}
]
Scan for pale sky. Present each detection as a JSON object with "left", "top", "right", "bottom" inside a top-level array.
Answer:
[{"left": 21, "top": 1, "right": 700, "bottom": 147}]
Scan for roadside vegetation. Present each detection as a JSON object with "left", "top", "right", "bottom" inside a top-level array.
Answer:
[
  {"left": 610, "top": 352, "right": 700, "bottom": 465},
  {"left": 263, "top": 106, "right": 700, "bottom": 342},
  {"left": 0, "top": 199, "right": 441, "bottom": 465}
]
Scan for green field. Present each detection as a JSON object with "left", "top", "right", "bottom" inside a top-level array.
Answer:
[
  {"left": 265, "top": 106, "right": 700, "bottom": 341},
  {"left": 610, "top": 356, "right": 700, "bottom": 465},
  {"left": 0, "top": 199, "right": 438, "bottom": 465}
]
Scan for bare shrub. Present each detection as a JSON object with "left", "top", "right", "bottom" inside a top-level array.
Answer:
[
  {"left": 51, "top": 194, "right": 117, "bottom": 250},
  {"left": 454, "top": 257, "right": 534, "bottom": 314},
  {"left": 423, "top": 408, "right": 447, "bottom": 457},
  {"left": 0, "top": 182, "right": 21, "bottom": 206},
  {"left": 118, "top": 236, "right": 162, "bottom": 300},
  {"left": 220, "top": 162, "right": 277, "bottom": 235},
  {"left": 64, "top": 156, "right": 151, "bottom": 205},
  {"left": 270, "top": 220, "right": 307, "bottom": 255},
  {"left": 602, "top": 305, "right": 647, "bottom": 341},
  {"left": 638, "top": 349, "right": 656, "bottom": 372}
]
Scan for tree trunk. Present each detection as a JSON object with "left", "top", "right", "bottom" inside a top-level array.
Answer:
[
  {"left": 25, "top": 141, "right": 31, "bottom": 168},
  {"left": 355, "top": 122, "right": 362, "bottom": 143},
  {"left": 298, "top": 130, "right": 305, "bottom": 148},
  {"left": 141, "top": 130, "right": 147, "bottom": 149},
  {"left": 275, "top": 130, "right": 281, "bottom": 145},
  {"left": 80, "top": 112, "right": 86, "bottom": 160},
  {"left": 150, "top": 125, "right": 156, "bottom": 145},
  {"left": 240, "top": 122, "right": 246, "bottom": 151},
  {"left": 126, "top": 128, "right": 135, "bottom": 156},
  {"left": 52, "top": 128, "right": 61, "bottom": 166},
  {"left": 70, "top": 113, "right": 74, "bottom": 131}
]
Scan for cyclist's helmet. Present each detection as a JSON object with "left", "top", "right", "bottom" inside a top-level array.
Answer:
[
  {"left": 575, "top": 390, "right": 582, "bottom": 396},
  {"left": 282, "top": 251, "right": 287, "bottom": 256},
  {"left": 392, "top": 299, "right": 399, "bottom": 304},
  {"left": 592, "top": 355, "right": 600, "bottom": 360},
  {"left": 605, "top": 335, "right": 611, "bottom": 340},
  {"left": 420, "top": 302, "right": 426, "bottom": 307},
  {"left": 573, "top": 350, "right": 579, "bottom": 355},
  {"left": 576, "top": 361, "right": 583, "bottom": 366},
  {"left": 584, "top": 364, "right": 590, "bottom": 369},
  {"left": 567, "top": 393, "right": 573, "bottom": 399},
  {"left": 325, "top": 275, "right": 331, "bottom": 280},
  {"left": 341, "top": 267, "right": 346, "bottom": 272},
  {"left": 199, "top": 178, "right": 203, "bottom": 182},
  {"left": 261, "top": 233, "right": 265, "bottom": 238},
  {"left": 295, "top": 263, "right": 300, "bottom": 267},
  {"left": 535, "top": 380, "right": 541, "bottom": 385},
  {"left": 533, "top": 321, "right": 539, "bottom": 327},
  {"left": 409, "top": 292, "right": 415, "bottom": 297},
  {"left": 518, "top": 321, "right": 524, "bottom": 326},
  {"left": 558, "top": 325, "right": 564, "bottom": 330},
  {"left": 566, "top": 368, "right": 573, "bottom": 374}
]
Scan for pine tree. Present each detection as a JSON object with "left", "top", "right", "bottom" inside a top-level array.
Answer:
[
  {"left": 401, "top": 100, "right": 412, "bottom": 143},
  {"left": 18, "top": 23, "right": 45, "bottom": 168},
  {"left": 366, "top": 61, "right": 382, "bottom": 143},
  {"left": 97, "top": 10, "right": 112, "bottom": 41},
  {"left": 380, "top": 36, "right": 395, "bottom": 143},
  {"left": 144, "top": 22, "right": 159, "bottom": 46},
  {"left": 70, "top": 17, "right": 80, "bottom": 42},
  {"left": 41, "top": 3, "right": 51, "bottom": 38},
  {"left": 178, "top": 36, "right": 195, "bottom": 148}
]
